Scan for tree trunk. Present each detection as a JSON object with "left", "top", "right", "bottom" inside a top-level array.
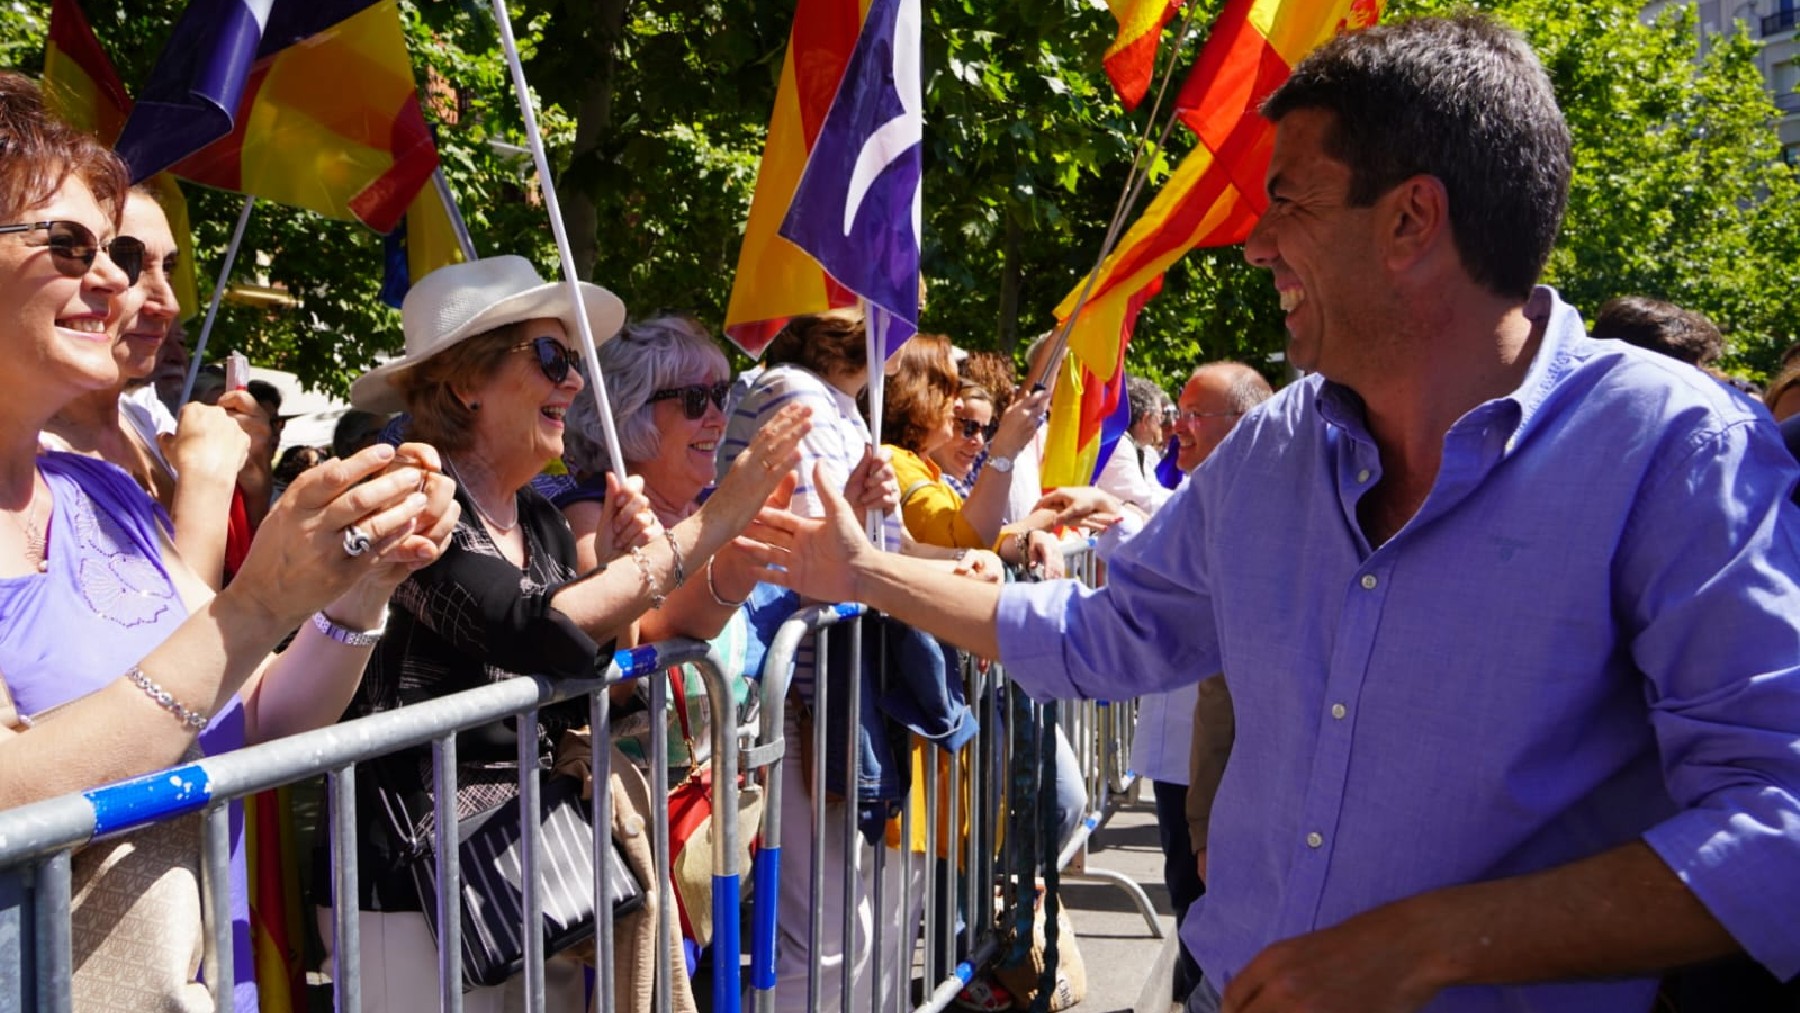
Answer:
[
  {"left": 564, "top": 0, "right": 630, "bottom": 280},
  {"left": 997, "top": 210, "right": 1023, "bottom": 353}
]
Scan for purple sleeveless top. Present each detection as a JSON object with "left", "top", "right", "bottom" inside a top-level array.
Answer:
[{"left": 0, "top": 452, "right": 258, "bottom": 1012}]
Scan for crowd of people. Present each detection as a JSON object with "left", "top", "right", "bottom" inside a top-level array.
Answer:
[{"left": 5, "top": 9, "right": 1800, "bottom": 1013}]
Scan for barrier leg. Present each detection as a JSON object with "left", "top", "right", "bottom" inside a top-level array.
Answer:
[
  {"left": 329, "top": 766, "right": 361, "bottom": 1013},
  {"left": 201, "top": 804, "right": 235, "bottom": 1007},
  {"left": 432, "top": 734, "right": 463, "bottom": 1013}
]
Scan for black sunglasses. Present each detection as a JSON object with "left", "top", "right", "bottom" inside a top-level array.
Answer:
[
  {"left": 514, "top": 336, "right": 583, "bottom": 385},
  {"left": 0, "top": 220, "right": 144, "bottom": 286},
  {"left": 954, "top": 416, "right": 1000, "bottom": 442},
  {"left": 649, "top": 381, "right": 731, "bottom": 420}
]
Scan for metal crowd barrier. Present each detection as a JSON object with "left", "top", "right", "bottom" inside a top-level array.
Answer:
[
  {"left": 742, "top": 535, "right": 1158, "bottom": 1013},
  {"left": 0, "top": 638, "right": 742, "bottom": 1013}
]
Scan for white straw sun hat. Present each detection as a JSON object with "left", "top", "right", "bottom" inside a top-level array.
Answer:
[{"left": 350, "top": 255, "right": 626, "bottom": 414}]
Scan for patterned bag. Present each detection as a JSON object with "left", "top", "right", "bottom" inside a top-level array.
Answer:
[
  {"left": 666, "top": 668, "right": 763, "bottom": 948},
  {"left": 0, "top": 675, "right": 210, "bottom": 1011}
]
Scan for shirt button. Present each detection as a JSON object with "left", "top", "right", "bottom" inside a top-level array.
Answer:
[
  {"left": 1331, "top": 703, "right": 1347, "bottom": 720},
  {"left": 1306, "top": 831, "right": 1324, "bottom": 849},
  {"left": 1356, "top": 468, "right": 1371, "bottom": 483},
  {"left": 1360, "top": 574, "right": 1378, "bottom": 590}
]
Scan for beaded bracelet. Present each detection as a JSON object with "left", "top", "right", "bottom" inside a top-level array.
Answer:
[
  {"left": 126, "top": 666, "right": 208, "bottom": 729},
  {"left": 311, "top": 609, "right": 386, "bottom": 648},
  {"left": 629, "top": 544, "right": 667, "bottom": 609},
  {"left": 706, "top": 557, "right": 747, "bottom": 608}
]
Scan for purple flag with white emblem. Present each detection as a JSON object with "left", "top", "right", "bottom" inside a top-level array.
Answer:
[{"left": 778, "top": 0, "right": 921, "bottom": 361}]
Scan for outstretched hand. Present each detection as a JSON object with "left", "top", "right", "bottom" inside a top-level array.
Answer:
[
  {"left": 1034, "top": 486, "right": 1124, "bottom": 529},
  {"left": 738, "top": 462, "right": 873, "bottom": 604},
  {"left": 711, "top": 403, "right": 812, "bottom": 533}
]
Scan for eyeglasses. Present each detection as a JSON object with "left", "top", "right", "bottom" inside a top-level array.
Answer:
[
  {"left": 0, "top": 220, "right": 144, "bottom": 286},
  {"left": 954, "top": 416, "right": 999, "bottom": 442},
  {"left": 513, "top": 336, "right": 583, "bottom": 385},
  {"left": 649, "top": 381, "right": 731, "bottom": 419},
  {"left": 1177, "top": 408, "right": 1244, "bottom": 423}
]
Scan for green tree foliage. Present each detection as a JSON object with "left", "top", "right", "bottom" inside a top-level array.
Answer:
[{"left": 0, "top": 0, "right": 1794, "bottom": 397}]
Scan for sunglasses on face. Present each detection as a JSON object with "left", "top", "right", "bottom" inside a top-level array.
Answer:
[
  {"left": 0, "top": 220, "right": 145, "bottom": 286},
  {"left": 514, "top": 336, "right": 583, "bottom": 385},
  {"left": 649, "top": 381, "right": 731, "bottom": 420},
  {"left": 954, "top": 416, "right": 1000, "bottom": 442}
]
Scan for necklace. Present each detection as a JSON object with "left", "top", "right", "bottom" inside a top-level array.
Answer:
[
  {"left": 4, "top": 470, "right": 47, "bottom": 574},
  {"left": 445, "top": 458, "right": 520, "bottom": 535}
]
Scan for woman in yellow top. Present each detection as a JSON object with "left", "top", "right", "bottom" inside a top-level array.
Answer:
[{"left": 881, "top": 334, "right": 1061, "bottom": 572}]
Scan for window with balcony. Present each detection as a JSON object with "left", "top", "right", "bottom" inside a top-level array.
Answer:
[{"left": 1764, "top": 0, "right": 1798, "bottom": 36}]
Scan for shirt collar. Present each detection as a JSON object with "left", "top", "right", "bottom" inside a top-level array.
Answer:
[{"left": 1313, "top": 286, "right": 1583, "bottom": 453}]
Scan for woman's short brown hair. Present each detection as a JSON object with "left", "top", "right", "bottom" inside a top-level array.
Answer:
[
  {"left": 959, "top": 351, "right": 1017, "bottom": 416},
  {"left": 882, "top": 333, "right": 959, "bottom": 454},
  {"left": 393, "top": 322, "right": 525, "bottom": 454},
  {"left": 0, "top": 72, "right": 129, "bottom": 224},
  {"left": 763, "top": 309, "right": 867, "bottom": 382}
]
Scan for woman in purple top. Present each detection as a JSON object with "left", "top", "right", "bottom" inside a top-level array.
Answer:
[{"left": 0, "top": 73, "right": 459, "bottom": 1011}]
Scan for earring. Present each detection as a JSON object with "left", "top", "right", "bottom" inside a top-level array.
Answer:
[{"left": 466, "top": 401, "right": 480, "bottom": 411}]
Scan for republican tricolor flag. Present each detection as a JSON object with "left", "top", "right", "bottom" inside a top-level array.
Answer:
[{"left": 1040, "top": 0, "right": 1382, "bottom": 488}]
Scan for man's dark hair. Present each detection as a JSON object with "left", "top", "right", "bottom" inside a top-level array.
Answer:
[
  {"left": 1592, "top": 296, "right": 1724, "bottom": 368},
  {"left": 1262, "top": 14, "right": 1571, "bottom": 300},
  {"left": 245, "top": 379, "right": 282, "bottom": 417},
  {"left": 332, "top": 409, "right": 386, "bottom": 459}
]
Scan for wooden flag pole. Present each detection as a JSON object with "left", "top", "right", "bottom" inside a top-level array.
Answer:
[
  {"left": 180, "top": 194, "right": 256, "bottom": 405},
  {"left": 488, "top": 0, "right": 628, "bottom": 479}
]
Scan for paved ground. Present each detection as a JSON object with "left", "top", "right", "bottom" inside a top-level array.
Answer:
[{"left": 1053, "top": 783, "right": 1178, "bottom": 1013}]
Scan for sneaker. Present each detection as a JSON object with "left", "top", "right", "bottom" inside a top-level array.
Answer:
[{"left": 953, "top": 976, "right": 1013, "bottom": 1012}]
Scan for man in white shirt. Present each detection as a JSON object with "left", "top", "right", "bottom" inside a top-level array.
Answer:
[{"left": 1097, "top": 376, "right": 1175, "bottom": 514}]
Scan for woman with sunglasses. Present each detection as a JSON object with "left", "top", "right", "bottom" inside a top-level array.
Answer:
[
  {"left": 883, "top": 335, "right": 1062, "bottom": 575},
  {"left": 41, "top": 185, "right": 257, "bottom": 589},
  {"left": 0, "top": 72, "right": 458, "bottom": 1011},
  {"left": 342, "top": 258, "right": 811, "bottom": 1012}
]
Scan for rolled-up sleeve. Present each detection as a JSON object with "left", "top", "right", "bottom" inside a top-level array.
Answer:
[
  {"left": 996, "top": 479, "right": 1223, "bottom": 704},
  {"left": 1624, "top": 418, "right": 1800, "bottom": 978}
]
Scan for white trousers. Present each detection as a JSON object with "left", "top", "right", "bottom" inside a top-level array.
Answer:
[
  {"left": 318, "top": 908, "right": 588, "bottom": 1013},
  {"left": 770, "top": 719, "right": 925, "bottom": 1013}
]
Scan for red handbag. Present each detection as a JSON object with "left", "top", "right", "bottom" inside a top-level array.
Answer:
[{"left": 665, "top": 667, "right": 762, "bottom": 947}]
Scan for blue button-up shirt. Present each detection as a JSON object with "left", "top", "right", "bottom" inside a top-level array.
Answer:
[{"left": 997, "top": 288, "right": 1800, "bottom": 1010}]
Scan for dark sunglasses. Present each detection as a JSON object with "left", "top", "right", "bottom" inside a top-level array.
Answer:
[
  {"left": 954, "top": 416, "right": 1000, "bottom": 442},
  {"left": 0, "top": 220, "right": 144, "bottom": 286},
  {"left": 514, "top": 336, "right": 583, "bottom": 385},
  {"left": 649, "top": 381, "right": 731, "bottom": 419}
]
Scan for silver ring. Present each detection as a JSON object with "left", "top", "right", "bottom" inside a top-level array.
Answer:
[{"left": 341, "top": 524, "right": 373, "bottom": 558}]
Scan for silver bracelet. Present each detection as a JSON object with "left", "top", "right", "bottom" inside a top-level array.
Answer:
[
  {"left": 664, "top": 528, "right": 687, "bottom": 589},
  {"left": 706, "top": 557, "right": 747, "bottom": 608},
  {"left": 629, "top": 545, "right": 667, "bottom": 609},
  {"left": 311, "top": 609, "right": 387, "bottom": 648},
  {"left": 126, "top": 666, "right": 208, "bottom": 729}
]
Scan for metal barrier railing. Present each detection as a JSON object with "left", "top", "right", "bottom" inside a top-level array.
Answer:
[
  {"left": 1, "top": 535, "right": 1159, "bottom": 1013},
  {"left": 0, "top": 638, "right": 742, "bottom": 1013}
]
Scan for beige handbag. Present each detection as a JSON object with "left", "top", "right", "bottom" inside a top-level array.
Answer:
[{"left": 0, "top": 675, "right": 211, "bottom": 1011}]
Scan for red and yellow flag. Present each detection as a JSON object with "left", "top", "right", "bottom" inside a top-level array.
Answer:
[
  {"left": 1041, "top": 0, "right": 1381, "bottom": 487},
  {"left": 42, "top": 0, "right": 201, "bottom": 320},
  {"left": 1103, "top": 0, "right": 1183, "bottom": 111},
  {"left": 723, "top": 0, "right": 867, "bottom": 358},
  {"left": 166, "top": 0, "right": 442, "bottom": 237}
]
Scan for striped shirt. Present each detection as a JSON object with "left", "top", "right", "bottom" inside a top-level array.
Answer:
[{"left": 719, "top": 364, "right": 899, "bottom": 699}]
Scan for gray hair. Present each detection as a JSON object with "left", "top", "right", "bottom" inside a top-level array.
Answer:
[
  {"left": 563, "top": 315, "right": 731, "bottom": 477},
  {"left": 1125, "top": 376, "right": 1165, "bottom": 423}
]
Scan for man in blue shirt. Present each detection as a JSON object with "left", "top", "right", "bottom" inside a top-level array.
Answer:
[{"left": 744, "top": 13, "right": 1800, "bottom": 1013}]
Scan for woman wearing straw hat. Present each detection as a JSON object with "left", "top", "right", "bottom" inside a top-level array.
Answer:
[{"left": 338, "top": 255, "right": 812, "bottom": 1012}]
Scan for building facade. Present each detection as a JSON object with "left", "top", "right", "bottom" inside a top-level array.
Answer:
[{"left": 1642, "top": 0, "right": 1800, "bottom": 165}]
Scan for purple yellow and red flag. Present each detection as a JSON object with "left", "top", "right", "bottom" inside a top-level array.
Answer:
[
  {"left": 42, "top": 0, "right": 201, "bottom": 320},
  {"left": 778, "top": 0, "right": 922, "bottom": 359},
  {"left": 1039, "top": 0, "right": 1381, "bottom": 488},
  {"left": 723, "top": 0, "right": 867, "bottom": 358},
  {"left": 1103, "top": 0, "right": 1183, "bottom": 111},
  {"left": 116, "top": 0, "right": 460, "bottom": 302}
]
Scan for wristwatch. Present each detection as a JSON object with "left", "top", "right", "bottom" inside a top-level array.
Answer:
[{"left": 988, "top": 455, "right": 1014, "bottom": 474}]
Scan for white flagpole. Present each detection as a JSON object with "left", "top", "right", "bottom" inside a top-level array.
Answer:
[
  {"left": 862, "top": 299, "right": 888, "bottom": 550},
  {"left": 180, "top": 194, "right": 256, "bottom": 405},
  {"left": 488, "top": 0, "right": 628, "bottom": 477}
]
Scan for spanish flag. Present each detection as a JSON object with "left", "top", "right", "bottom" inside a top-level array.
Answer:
[
  {"left": 42, "top": 0, "right": 201, "bottom": 320},
  {"left": 1040, "top": 0, "right": 1382, "bottom": 488},
  {"left": 1103, "top": 0, "right": 1183, "bottom": 111},
  {"left": 723, "top": 0, "right": 867, "bottom": 358}
]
